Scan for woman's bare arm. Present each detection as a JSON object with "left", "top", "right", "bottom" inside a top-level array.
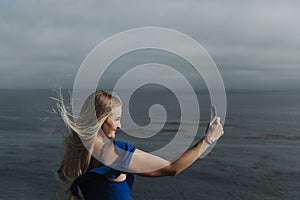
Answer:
[
  {"left": 130, "top": 116, "right": 224, "bottom": 177},
  {"left": 133, "top": 136, "right": 211, "bottom": 177}
]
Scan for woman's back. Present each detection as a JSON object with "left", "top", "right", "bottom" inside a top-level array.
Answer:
[
  {"left": 69, "top": 139, "right": 137, "bottom": 200},
  {"left": 77, "top": 172, "right": 134, "bottom": 200}
]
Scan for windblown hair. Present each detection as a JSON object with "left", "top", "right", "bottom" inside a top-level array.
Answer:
[{"left": 53, "top": 90, "right": 121, "bottom": 200}]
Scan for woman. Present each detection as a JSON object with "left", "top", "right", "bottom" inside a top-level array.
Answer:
[{"left": 56, "top": 90, "right": 224, "bottom": 200}]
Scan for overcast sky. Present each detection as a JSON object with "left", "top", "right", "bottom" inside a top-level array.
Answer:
[{"left": 1, "top": 0, "right": 300, "bottom": 90}]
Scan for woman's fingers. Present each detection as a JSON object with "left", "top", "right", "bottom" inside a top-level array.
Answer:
[
  {"left": 207, "top": 116, "right": 224, "bottom": 137},
  {"left": 209, "top": 116, "right": 217, "bottom": 125},
  {"left": 210, "top": 116, "right": 221, "bottom": 127},
  {"left": 215, "top": 116, "right": 221, "bottom": 124}
]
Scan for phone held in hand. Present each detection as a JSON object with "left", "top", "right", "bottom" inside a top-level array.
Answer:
[
  {"left": 211, "top": 105, "right": 217, "bottom": 119},
  {"left": 199, "top": 105, "right": 218, "bottom": 159}
]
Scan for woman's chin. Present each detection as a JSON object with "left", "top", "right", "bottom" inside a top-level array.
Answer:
[{"left": 108, "top": 132, "right": 116, "bottom": 139}]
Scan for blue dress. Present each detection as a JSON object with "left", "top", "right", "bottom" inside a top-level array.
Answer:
[{"left": 69, "top": 140, "right": 136, "bottom": 200}]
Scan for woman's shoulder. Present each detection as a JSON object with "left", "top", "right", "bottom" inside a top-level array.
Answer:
[{"left": 113, "top": 140, "right": 136, "bottom": 152}]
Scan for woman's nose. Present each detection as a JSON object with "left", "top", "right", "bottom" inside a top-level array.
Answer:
[{"left": 117, "top": 122, "right": 121, "bottom": 129}]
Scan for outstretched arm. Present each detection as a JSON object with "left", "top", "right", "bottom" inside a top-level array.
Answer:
[
  {"left": 133, "top": 136, "right": 210, "bottom": 177},
  {"left": 130, "top": 116, "right": 224, "bottom": 177}
]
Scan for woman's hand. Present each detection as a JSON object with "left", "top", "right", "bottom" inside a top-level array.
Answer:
[{"left": 205, "top": 116, "right": 224, "bottom": 144}]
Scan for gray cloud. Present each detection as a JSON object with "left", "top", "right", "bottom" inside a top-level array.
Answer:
[{"left": 0, "top": 0, "right": 299, "bottom": 90}]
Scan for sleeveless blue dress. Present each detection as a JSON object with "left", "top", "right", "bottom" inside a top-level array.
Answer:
[{"left": 68, "top": 140, "right": 136, "bottom": 200}]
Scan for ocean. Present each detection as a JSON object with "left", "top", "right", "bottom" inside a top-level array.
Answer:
[{"left": 0, "top": 89, "right": 299, "bottom": 200}]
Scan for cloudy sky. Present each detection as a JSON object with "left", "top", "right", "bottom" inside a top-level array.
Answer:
[{"left": 1, "top": 0, "right": 299, "bottom": 90}]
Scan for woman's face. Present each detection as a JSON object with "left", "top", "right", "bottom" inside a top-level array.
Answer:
[{"left": 101, "top": 106, "right": 122, "bottom": 139}]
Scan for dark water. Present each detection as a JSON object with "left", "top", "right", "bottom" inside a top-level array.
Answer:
[{"left": 0, "top": 89, "right": 299, "bottom": 200}]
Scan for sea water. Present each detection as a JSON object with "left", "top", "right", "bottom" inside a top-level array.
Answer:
[{"left": 0, "top": 89, "right": 299, "bottom": 200}]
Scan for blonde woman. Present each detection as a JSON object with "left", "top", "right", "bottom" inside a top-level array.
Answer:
[{"left": 56, "top": 90, "right": 224, "bottom": 200}]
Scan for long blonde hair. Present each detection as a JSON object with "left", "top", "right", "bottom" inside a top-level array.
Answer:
[{"left": 53, "top": 90, "right": 121, "bottom": 199}]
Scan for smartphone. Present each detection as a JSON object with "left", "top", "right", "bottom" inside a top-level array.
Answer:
[{"left": 211, "top": 105, "right": 217, "bottom": 119}]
